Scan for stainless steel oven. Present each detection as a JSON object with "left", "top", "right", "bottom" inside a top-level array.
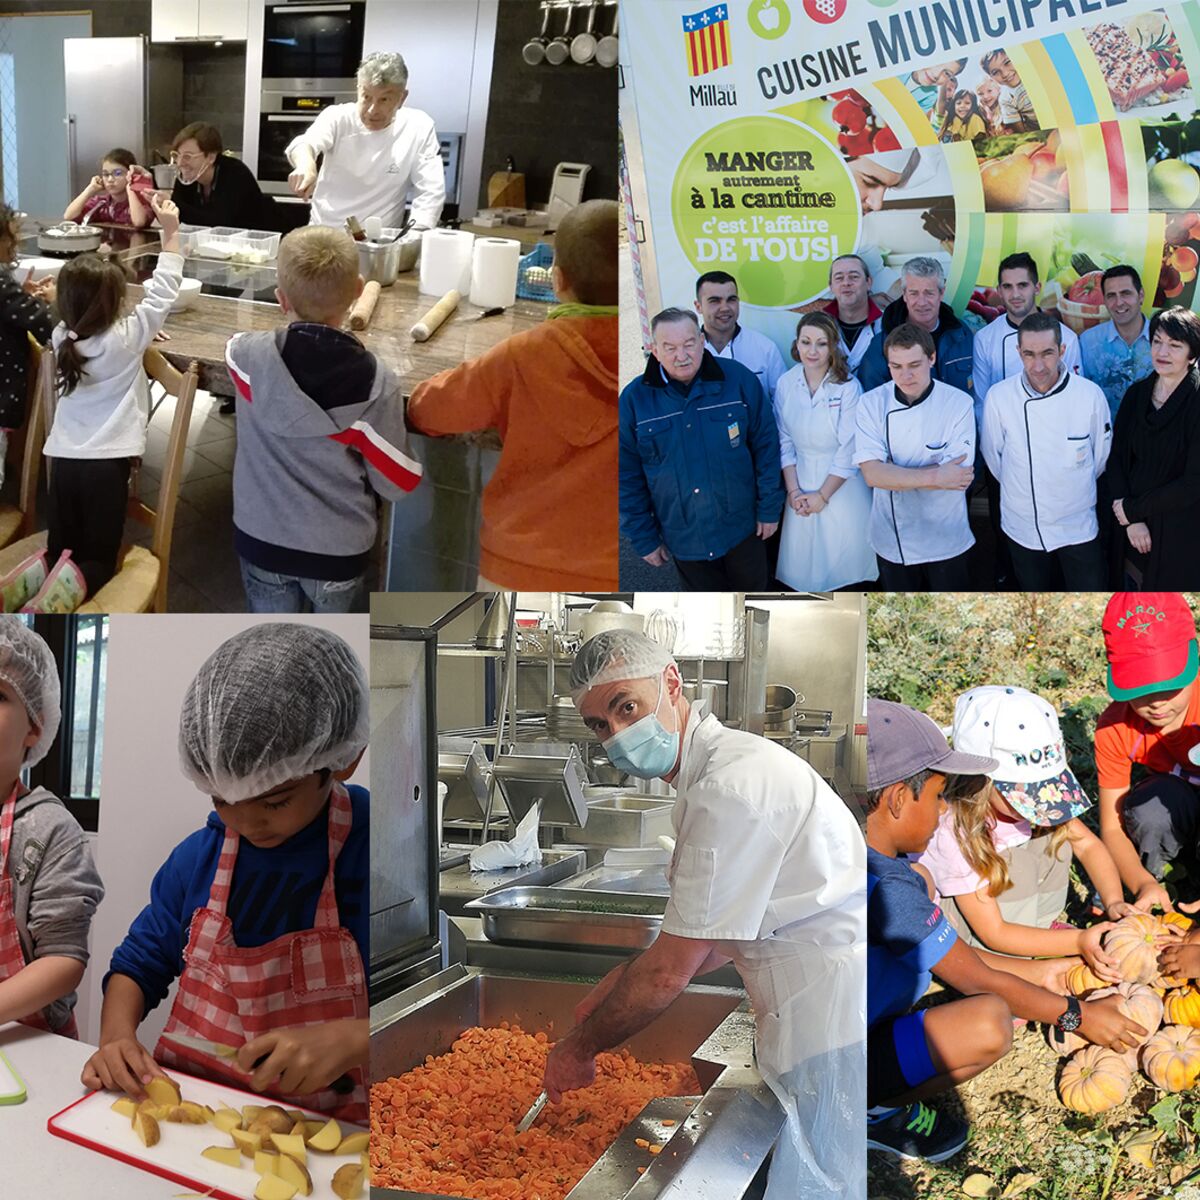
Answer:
[
  {"left": 258, "top": 88, "right": 354, "bottom": 196},
  {"left": 262, "top": 1, "right": 366, "bottom": 91}
]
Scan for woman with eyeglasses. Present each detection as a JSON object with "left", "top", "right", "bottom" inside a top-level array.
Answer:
[
  {"left": 63, "top": 147, "right": 154, "bottom": 228},
  {"left": 167, "top": 122, "right": 270, "bottom": 231}
]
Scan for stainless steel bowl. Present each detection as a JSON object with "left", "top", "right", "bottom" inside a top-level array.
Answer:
[{"left": 355, "top": 231, "right": 419, "bottom": 286}]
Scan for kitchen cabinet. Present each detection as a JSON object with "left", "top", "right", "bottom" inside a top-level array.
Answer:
[{"left": 151, "top": 0, "right": 247, "bottom": 42}]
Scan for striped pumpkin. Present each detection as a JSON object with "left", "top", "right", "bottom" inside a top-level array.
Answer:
[
  {"left": 1059, "top": 1045, "right": 1133, "bottom": 1113},
  {"left": 1141, "top": 1025, "right": 1200, "bottom": 1092}
]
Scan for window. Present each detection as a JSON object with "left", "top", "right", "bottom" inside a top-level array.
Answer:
[{"left": 31, "top": 616, "right": 108, "bottom": 831}]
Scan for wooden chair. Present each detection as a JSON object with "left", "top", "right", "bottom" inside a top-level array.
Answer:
[
  {"left": 0, "top": 349, "right": 198, "bottom": 613},
  {"left": 0, "top": 335, "right": 53, "bottom": 548},
  {"left": 79, "top": 350, "right": 199, "bottom": 613}
]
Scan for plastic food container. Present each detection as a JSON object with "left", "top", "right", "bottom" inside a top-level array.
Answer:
[
  {"left": 192, "top": 226, "right": 243, "bottom": 260},
  {"left": 229, "top": 229, "right": 281, "bottom": 264},
  {"left": 174, "top": 224, "right": 204, "bottom": 257}
]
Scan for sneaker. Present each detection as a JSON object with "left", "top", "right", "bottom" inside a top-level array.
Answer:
[
  {"left": 867, "top": 1101, "right": 968, "bottom": 1163},
  {"left": 21, "top": 551, "right": 85, "bottom": 613}
]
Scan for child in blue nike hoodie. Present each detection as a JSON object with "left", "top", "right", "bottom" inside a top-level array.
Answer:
[{"left": 82, "top": 623, "right": 370, "bottom": 1115}]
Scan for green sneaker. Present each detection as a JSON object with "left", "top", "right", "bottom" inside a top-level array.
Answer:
[{"left": 867, "top": 1101, "right": 968, "bottom": 1163}]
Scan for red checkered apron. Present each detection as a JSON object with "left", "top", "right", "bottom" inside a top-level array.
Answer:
[
  {"left": 0, "top": 784, "right": 79, "bottom": 1036},
  {"left": 155, "top": 783, "right": 367, "bottom": 1122}
]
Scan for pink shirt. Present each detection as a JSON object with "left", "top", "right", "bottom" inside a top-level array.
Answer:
[
  {"left": 916, "top": 807, "right": 1032, "bottom": 898},
  {"left": 81, "top": 192, "right": 133, "bottom": 225}
]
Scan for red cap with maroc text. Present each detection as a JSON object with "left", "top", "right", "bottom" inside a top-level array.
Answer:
[{"left": 1102, "top": 593, "right": 1198, "bottom": 701}]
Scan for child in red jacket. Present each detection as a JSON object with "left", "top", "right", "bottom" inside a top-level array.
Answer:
[{"left": 407, "top": 200, "right": 618, "bottom": 590}]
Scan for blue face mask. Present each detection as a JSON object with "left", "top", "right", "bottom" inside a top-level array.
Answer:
[{"left": 602, "top": 675, "right": 680, "bottom": 779}]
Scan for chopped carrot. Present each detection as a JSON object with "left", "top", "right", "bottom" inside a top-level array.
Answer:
[
  {"left": 636, "top": 1167, "right": 646, "bottom": 1174},
  {"left": 634, "top": 1138, "right": 649, "bottom": 1149},
  {"left": 661, "top": 1119, "right": 676, "bottom": 1126},
  {"left": 648, "top": 1143, "right": 663, "bottom": 1155}
]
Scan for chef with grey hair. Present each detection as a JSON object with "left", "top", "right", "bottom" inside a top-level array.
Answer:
[{"left": 285, "top": 50, "right": 445, "bottom": 233}]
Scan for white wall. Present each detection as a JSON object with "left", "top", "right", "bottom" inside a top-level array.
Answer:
[
  {"left": 241, "top": 0, "right": 498, "bottom": 217},
  {"left": 78, "top": 615, "right": 370, "bottom": 1048},
  {"left": 0, "top": 13, "right": 90, "bottom": 217}
]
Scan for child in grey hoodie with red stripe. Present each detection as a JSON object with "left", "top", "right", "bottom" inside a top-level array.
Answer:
[{"left": 224, "top": 225, "right": 421, "bottom": 613}]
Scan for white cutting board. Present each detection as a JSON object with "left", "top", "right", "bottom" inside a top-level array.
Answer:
[
  {"left": 15, "top": 256, "right": 65, "bottom": 281},
  {"left": 0, "top": 1048, "right": 26, "bottom": 1103},
  {"left": 48, "top": 1067, "right": 366, "bottom": 1200}
]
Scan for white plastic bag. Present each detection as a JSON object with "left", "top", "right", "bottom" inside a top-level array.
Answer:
[{"left": 469, "top": 801, "right": 543, "bottom": 871}]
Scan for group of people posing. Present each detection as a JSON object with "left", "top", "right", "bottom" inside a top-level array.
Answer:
[
  {"left": 620, "top": 250, "right": 1197, "bottom": 591},
  {"left": 868, "top": 590, "right": 1200, "bottom": 1165}
]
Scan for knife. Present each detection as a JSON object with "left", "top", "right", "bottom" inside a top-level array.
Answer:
[
  {"left": 159, "top": 1031, "right": 354, "bottom": 1095},
  {"left": 468, "top": 307, "right": 505, "bottom": 323},
  {"left": 516, "top": 1089, "right": 548, "bottom": 1133}
]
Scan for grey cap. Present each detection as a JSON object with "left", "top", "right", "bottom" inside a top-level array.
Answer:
[{"left": 867, "top": 699, "right": 998, "bottom": 790}]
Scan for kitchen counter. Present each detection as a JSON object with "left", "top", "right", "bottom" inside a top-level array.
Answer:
[
  {"left": 23, "top": 219, "right": 553, "bottom": 590},
  {"left": 0, "top": 1021, "right": 169, "bottom": 1198}
]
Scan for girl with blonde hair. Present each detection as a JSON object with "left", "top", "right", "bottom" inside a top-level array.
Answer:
[{"left": 917, "top": 685, "right": 1137, "bottom": 978}]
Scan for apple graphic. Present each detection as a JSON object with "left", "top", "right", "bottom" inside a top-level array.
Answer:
[{"left": 759, "top": 0, "right": 780, "bottom": 31}]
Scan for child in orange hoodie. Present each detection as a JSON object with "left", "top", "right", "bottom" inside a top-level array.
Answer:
[{"left": 407, "top": 199, "right": 618, "bottom": 590}]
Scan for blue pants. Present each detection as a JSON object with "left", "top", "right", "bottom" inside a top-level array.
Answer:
[
  {"left": 239, "top": 559, "right": 368, "bottom": 614},
  {"left": 1123, "top": 772, "right": 1200, "bottom": 881}
]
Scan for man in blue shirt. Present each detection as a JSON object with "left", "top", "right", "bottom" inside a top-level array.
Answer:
[
  {"left": 619, "top": 308, "right": 784, "bottom": 589},
  {"left": 1079, "top": 265, "right": 1154, "bottom": 418}
]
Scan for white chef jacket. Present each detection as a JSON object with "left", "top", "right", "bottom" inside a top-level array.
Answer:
[
  {"left": 286, "top": 102, "right": 445, "bottom": 230},
  {"left": 972, "top": 310, "right": 1081, "bottom": 425},
  {"left": 854, "top": 379, "right": 976, "bottom": 566},
  {"left": 980, "top": 368, "right": 1112, "bottom": 553},
  {"left": 704, "top": 325, "right": 787, "bottom": 402},
  {"left": 662, "top": 711, "right": 863, "bottom": 943},
  {"left": 662, "top": 709, "right": 866, "bottom": 1199}
]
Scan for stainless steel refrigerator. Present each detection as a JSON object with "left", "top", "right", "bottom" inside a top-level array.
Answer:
[{"left": 62, "top": 36, "right": 182, "bottom": 199}]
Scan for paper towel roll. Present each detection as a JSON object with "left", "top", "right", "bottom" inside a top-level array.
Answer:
[
  {"left": 469, "top": 237, "right": 522, "bottom": 309},
  {"left": 419, "top": 228, "right": 474, "bottom": 297}
]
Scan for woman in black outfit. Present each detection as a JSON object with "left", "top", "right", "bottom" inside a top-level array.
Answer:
[
  {"left": 1107, "top": 305, "right": 1200, "bottom": 587},
  {"left": 169, "top": 122, "right": 275, "bottom": 230}
]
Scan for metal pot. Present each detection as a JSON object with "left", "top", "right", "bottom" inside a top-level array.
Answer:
[
  {"left": 356, "top": 232, "right": 419, "bottom": 286},
  {"left": 763, "top": 683, "right": 799, "bottom": 732},
  {"left": 580, "top": 601, "right": 645, "bottom": 643},
  {"left": 36, "top": 222, "right": 102, "bottom": 256}
]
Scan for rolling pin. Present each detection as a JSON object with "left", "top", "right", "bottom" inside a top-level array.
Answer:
[
  {"left": 410, "top": 289, "right": 461, "bottom": 341},
  {"left": 349, "top": 280, "right": 381, "bottom": 330}
]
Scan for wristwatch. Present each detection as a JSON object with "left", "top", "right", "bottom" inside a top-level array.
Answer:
[{"left": 1055, "top": 995, "right": 1083, "bottom": 1033}]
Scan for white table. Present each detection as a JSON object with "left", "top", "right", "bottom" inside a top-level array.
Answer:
[{"left": 0, "top": 1022, "right": 175, "bottom": 1198}]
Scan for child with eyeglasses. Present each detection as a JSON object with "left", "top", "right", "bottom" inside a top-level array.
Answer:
[{"left": 63, "top": 147, "right": 154, "bottom": 229}]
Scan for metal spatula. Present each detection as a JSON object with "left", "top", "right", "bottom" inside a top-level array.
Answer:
[{"left": 516, "top": 1089, "right": 548, "bottom": 1133}]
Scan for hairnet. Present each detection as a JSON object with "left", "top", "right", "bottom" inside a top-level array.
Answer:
[
  {"left": 179, "top": 623, "right": 368, "bottom": 803},
  {"left": 569, "top": 630, "right": 676, "bottom": 705},
  {"left": 0, "top": 618, "right": 60, "bottom": 767}
]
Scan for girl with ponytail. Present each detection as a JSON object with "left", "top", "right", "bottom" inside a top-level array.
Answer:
[{"left": 40, "top": 193, "right": 183, "bottom": 606}]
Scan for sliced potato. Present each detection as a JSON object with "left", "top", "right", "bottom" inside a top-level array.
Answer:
[
  {"left": 306, "top": 1117, "right": 341, "bottom": 1153},
  {"left": 166, "top": 1104, "right": 209, "bottom": 1125},
  {"left": 269, "top": 1132, "right": 306, "bottom": 1162},
  {"left": 254, "top": 1149, "right": 281, "bottom": 1176},
  {"left": 285, "top": 1109, "right": 306, "bottom": 1124},
  {"left": 254, "top": 1176, "right": 298, "bottom": 1200},
  {"left": 201, "top": 1145, "right": 243, "bottom": 1168},
  {"left": 242, "top": 1104, "right": 265, "bottom": 1123},
  {"left": 145, "top": 1076, "right": 181, "bottom": 1107},
  {"left": 249, "top": 1105, "right": 295, "bottom": 1136},
  {"left": 289, "top": 1119, "right": 307, "bottom": 1139},
  {"left": 230, "top": 1127, "right": 264, "bottom": 1157},
  {"left": 211, "top": 1107, "right": 243, "bottom": 1133},
  {"left": 303, "top": 1120, "right": 325, "bottom": 1140},
  {"left": 110, "top": 1097, "right": 136, "bottom": 1119},
  {"left": 277, "top": 1152, "right": 313, "bottom": 1196},
  {"left": 136, "top": 1100, "right": 169, "bottom": 1121},
  {"left": 331, "top": 1163, "right": 364, "bottom": 1200},
  {"left": 180, "top": 1101, "right": 210, "bottom": 1123},
  {"left": 132, "top": 1110, "right": 160, "bottom": 1148},
  {"left": 335, "top": 1132, "right": 368, "bottom": 1156}
]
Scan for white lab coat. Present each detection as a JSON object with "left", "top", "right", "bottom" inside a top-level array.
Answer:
[
  {"left": 286, "top": 101, "right": 446, "bottom": 230},
  {"left": 664, "top": 710, "right": 866, "bottom": 1199},
  {"left": 704, "top": 325, "right": 787, "bottom": 401},
  {"left": 980, "top": 369, "right": 1112, "bottom": 552},
  {"left": 854, "top": 379, "right": 976, "bottom": 566},
  {"left": 972, "top": 310, "right": 1081, "bottom": 425},
  {"left": 772, "top": 366, "right": 877, "bottom": 590}
]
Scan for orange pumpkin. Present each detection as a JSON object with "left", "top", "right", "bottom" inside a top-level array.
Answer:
[
  {"left": 1066, "top": 962, "right": 1108, "bottom": 996},
  {"left": 1140, "top": 1024, "right": 1200, "bottom": 1092},
  {"left": 1051, "top": 982, "right": 1163, "bottom": 1056},
  {"left": 1164, "top": 986, "right": 1200, "bottom": 1029},
  {"left": 1058, "top": 1045, "right": 1133, "bottom": 1112},
  {"left": 1105, "top": 914, "right": 1168, "bottom": 985}
]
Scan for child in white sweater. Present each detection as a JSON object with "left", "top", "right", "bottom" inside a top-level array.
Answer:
[{"left": 40, "top": 193, "right": 183, "bottom": 608}]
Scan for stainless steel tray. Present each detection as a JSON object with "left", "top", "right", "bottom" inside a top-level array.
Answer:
[
  {"left": 463, "top": 885, "right": 668, "bottom": 950},
  {"left": 562, "top": 795, "right": 674, "bottom": 849},
  {"left": 554, "top": 862, "right": 672, "bottom": 897}
]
